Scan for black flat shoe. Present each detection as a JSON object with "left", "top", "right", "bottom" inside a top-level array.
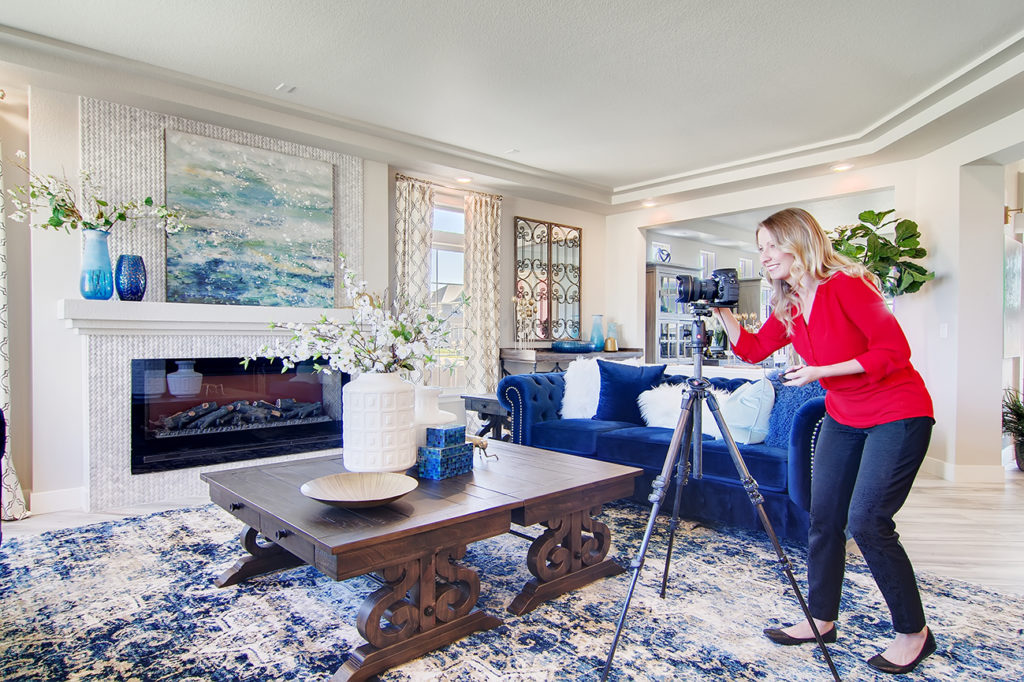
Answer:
[
  {"left": 763, "top": 624, "right": 837, "bottom": 645},
  {"left": 866, "top": 628, "right": 936, "bottom": 675}
]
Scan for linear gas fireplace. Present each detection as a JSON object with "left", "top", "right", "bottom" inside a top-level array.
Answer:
[{"left": 130, "top": 357, "right": 347, "bottom": 474}]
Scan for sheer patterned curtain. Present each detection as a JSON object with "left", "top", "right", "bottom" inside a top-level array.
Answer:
[
  {"left": 463, "top": 191, "right": 502, "bottom": 394},
  {"left": 393, "top": 174, "right": 435, "bottom": 383},
  {"left": 1, "top": 148, "right": 30, "bottom": 521}
]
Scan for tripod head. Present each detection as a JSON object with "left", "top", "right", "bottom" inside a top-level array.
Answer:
[{"left": 687, "top": 302, "right": 714, "bottom": 317}]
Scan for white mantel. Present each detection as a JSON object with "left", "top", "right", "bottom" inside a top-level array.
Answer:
[
  {"left": 59, "top": 299, "right": 344, "bottom": 335},
  {"left": 56, "top": 299, "right": 346, "bottom": 512}
]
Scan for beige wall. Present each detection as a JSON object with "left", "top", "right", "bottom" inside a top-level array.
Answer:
[{"left": 1, "top": 87, "right": 31, "bottom": 495}]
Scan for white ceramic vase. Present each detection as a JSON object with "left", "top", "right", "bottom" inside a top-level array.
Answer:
[
  {"left": 413, "top": 386, "right": 456, "bottom": 447},
  {"left": 342, "top": 372, "right": 417, "bottom": 472},
  {"left": 166, "top": 360, "right": 203, "bottom": 397}
]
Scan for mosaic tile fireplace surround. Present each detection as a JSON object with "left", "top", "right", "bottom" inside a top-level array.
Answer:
[{"left": 61, "top": 299, "right": 342, "bottom": 511}]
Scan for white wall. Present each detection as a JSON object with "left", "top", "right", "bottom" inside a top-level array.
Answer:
[
  {"left": 27, "top": 87, "right": 86, "bottom": 511},
  {"left": 604, "top": 109, "right": 1024, "bottom": 482},
  {"left": 644, "top": 234, "right": 751, "bottom": 275}
]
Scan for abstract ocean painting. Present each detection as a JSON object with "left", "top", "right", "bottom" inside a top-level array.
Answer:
[{"left": 165, "top": 130, "right": 335, "bottom": 307}]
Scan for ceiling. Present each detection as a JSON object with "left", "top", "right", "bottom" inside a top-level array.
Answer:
[{"left": 2, "top": 1, "right": 1024, "bottom": 211}]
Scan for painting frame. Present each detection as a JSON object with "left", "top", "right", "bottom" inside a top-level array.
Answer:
[{"left": 164, "top": 130, "right": 336, "bottom": 307}]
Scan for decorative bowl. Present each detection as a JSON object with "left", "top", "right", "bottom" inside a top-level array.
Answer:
[
  {"left": 551, "top": 340, "right": 595, "bottom": 353},
  {"left": 299, "top": 472, "right": 418, "bottom": 508}
]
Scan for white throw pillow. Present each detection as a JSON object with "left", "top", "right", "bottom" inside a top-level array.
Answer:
[
  {"left": 561, "top": 356, "right": 644, "bottom": 419},
  {"left": 637, "top": 378, "right": 775, "bottom": 444},
  {"left": 637, "top": 382, "right": 730, "bottom": 432}
]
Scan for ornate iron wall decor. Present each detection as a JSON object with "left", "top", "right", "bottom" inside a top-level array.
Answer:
[{"left": 514, "top": 217, "right": 581, "bottom": 341}]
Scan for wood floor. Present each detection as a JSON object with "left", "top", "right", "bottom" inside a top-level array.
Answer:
[{"left": 4, "top": 466, "right": 1023, "bottom": 595}]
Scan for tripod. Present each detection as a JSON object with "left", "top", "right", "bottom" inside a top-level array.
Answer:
[{"left": 601, "top": 305, "right": 840, "bottom": 681}]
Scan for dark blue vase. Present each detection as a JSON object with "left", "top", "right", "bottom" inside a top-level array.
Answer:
[
  {"left": 80, "top": 229, "right": 114, "bottom": 300},
  {"left": 115, "top": 254, "right": 147, "bottom": 301}
]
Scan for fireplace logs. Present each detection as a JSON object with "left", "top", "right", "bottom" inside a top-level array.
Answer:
[{"left": 153, "top": 399, "right": 326, "bottom": 436}]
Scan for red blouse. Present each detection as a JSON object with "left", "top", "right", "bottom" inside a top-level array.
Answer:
[{"left": 731, "top": 272, "right": 933, "bottom": 428}]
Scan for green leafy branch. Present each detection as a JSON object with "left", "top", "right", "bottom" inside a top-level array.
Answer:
[{"left": 829, "top": 209, "right": 935, "bottom": 297}]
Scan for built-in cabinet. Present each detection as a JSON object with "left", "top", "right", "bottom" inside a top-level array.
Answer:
[
  {"left": 645, "top": 263, "right": 699, "bottom": 364},
  {"left": 737, "top": 277, "right": 771, "bottom": 326}
]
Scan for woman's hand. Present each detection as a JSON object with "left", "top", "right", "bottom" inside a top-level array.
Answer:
[{"left": 781, "top": 364, "right": 820, "bottom": 386}]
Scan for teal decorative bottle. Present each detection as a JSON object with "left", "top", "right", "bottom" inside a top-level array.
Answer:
[
  {"left": 80, "top": 229, "right": 114, "bottom": 300},
  {"left": 589, "top": 314, "right": 604, "bottom": 351}
]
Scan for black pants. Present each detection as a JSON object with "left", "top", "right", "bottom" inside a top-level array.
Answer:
[{"left": 807, "top": 414, "right": 934, "bottom": 633}]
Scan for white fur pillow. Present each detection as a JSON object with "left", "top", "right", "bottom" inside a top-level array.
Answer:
[
  {"left": 637, "top": 379, "right": 776, "bottom": 444},
  {"left": 561, "top": 356, "right": 644, "bottom": 419},
  {"left": 637, "top": 382, "right": 731, "bottom": 436}
]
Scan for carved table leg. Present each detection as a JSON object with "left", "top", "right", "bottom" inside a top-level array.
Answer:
[
  {"left": 508, "top": 505, "right": 623, "bottom": 615},
  {"left": 214, "top": 526, "right": 306, "bottom": 588},
  {"left": 333, "top": 545, "right": 502, "bottom": 682}
]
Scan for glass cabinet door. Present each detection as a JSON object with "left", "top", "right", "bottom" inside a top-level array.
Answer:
[
  {"left": 657, "top": 274, "right": 684, "bottom": 314},
  {"left": 657, "top": 320, "right": 694, "bottom": 361}
]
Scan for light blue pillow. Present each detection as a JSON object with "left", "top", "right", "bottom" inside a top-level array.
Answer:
[{"left": 703, "top": 378, "right": 775, "bottom": 444}]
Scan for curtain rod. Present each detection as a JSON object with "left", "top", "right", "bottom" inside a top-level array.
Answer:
[{"left": 395, "top": 172, "right": 502, "bottom": 201}]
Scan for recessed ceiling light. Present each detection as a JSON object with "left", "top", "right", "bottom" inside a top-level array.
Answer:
[
  {"left": 455, "top": 177, "right": 473, "bottom": 184},
  {"left": 830, "top": 163, "right": 853, "bottom": 172},
  {"left": 641, "top": 199, "right": 657, "bottom": 208},
  {"left": 274, "top": 83, "right": 297, "bottom": 94}
]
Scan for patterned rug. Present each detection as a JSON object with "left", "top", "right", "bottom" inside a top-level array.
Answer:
[{"left": 1, "top": 501, "right": 1021, "bottom": 681}]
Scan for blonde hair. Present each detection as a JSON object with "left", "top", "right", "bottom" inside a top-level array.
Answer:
[{"left": 758, "top": 208, "right": 879, "bottom": 334}]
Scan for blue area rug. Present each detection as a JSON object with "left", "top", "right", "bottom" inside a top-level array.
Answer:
[{"left": 1, "top": 500, "right": 1021, "bottom": 681}]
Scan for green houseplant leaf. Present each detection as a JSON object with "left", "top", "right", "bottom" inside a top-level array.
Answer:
[{"left": 829, "top": 210, "right": 935, "bottom": 297}]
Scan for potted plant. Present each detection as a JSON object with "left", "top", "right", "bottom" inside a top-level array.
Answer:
[
  {"left": 6, "top": 150, "right": 189, "bottom": 300},
  {"left": 828, "top": 209, "right": 935, "bottom": 297},
  {"left": 1002, "top": 389, "right": 1024, "bottom": 471}
]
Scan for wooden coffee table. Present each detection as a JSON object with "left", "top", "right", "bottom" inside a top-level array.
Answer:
[{"left": 201, "top": 440, "right": 641, "bottom": 681}]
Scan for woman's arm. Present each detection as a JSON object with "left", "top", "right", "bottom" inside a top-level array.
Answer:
[
  {"left": 713, "top": 307, "right": 790, "bottom": 364},
  {"left": 711, "top": 307, "right": 742, "bottom": 344}
]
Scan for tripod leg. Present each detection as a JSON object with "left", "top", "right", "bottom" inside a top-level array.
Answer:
[
  {"left": 601, "top": 391, "right": 697, "bottom": 681},
  {"left": 660, "top": 393, "right": 697, "bottom": 598},
  {"left": 704, "top": 393, "right": 841, "bottom": 681}
]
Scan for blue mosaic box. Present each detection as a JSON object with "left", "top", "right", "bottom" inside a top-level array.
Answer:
[
  {"left": 417, "top": 442, "right": 473, "bottom": 480},
  {"left": 425, "top": 424, "right": 466, "bottom": 448}
]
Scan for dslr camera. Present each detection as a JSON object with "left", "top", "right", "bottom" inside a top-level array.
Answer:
[{"left": 677, "top": 268, "right": 740, "bottom": 307}]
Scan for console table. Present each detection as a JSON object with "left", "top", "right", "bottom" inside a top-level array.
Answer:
[
  {"left": 461, "top": 393, "right": 511, "bottom": 440},
  {"left": 499, "top": 347, "right": 643, "bottom": 376}
]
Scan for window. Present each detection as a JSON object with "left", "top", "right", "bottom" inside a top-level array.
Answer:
[
  {"left": 738, "top": 257, "right": 753, "bottom": 279},
  {"left": 700, "top": 250, "right": 716, "bottom": 278},
  {"left": 425, "top": 204, "right": 467, "bottom": 389}
]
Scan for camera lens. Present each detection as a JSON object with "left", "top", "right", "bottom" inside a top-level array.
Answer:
[{"left": 676, "top": 274, "right": 718, "bottom": 303}]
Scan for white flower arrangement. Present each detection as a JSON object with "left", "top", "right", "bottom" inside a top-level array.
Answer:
[{"left": 249, "top": 256, "right": 468, "bottom": 375}]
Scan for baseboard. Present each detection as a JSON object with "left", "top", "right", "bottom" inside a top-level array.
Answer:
[
  {"left": 919, "top": 457, "right": 1005, "bottom": 483},
  {"left": 29, "top": 487, "right": 87, "bottom": 514}
]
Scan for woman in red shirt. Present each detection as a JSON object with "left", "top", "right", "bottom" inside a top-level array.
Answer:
[{"left": 713, "top": 208, "right": 936, "bottom": 675}]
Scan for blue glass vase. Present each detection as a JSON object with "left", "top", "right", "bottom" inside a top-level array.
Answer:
[
  {"left": 589, "top": 314, "right": 604, "bottom": 351},
  {"left": 115, "top": 254, "right": 147, "bottom": 301},
  {"left": 80, "top": 229, "right": 114, "bottom": 300}
]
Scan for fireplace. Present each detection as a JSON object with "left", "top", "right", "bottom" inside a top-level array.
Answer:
[{"left": 130, "top": 357, "right": 347, "bottom": 474}]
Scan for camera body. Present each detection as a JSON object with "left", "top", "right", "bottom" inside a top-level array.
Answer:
[{"left": 676, "top": 268, "right": 740, "bottom": 307}]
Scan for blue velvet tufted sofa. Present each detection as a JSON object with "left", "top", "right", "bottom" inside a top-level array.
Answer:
[{"left": 496, "top": 372, "right": 826, "bottom": 543}]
